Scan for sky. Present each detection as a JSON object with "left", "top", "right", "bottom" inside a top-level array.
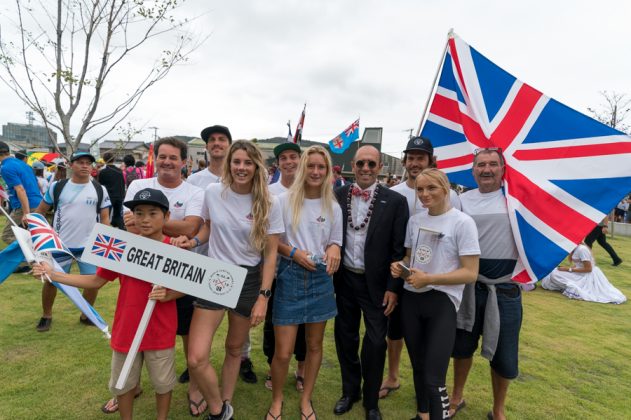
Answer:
[{"left": 0, "top": 0, "right": 629, "bottom": 157}]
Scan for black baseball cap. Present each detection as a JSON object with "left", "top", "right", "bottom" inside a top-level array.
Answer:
[
  {"left": 200, "top": 125, "right": 232, "bottom": 144},
  {"left": 0, "top": 141, "right": 9, "bottom": 153},
  {"left": 273, "top": 142, "right": 301, "bottom": 159},
  {"left": 15, "top": 150, "right": 28, "bottom": 160},
  {"left": 70, "top": 151, "right": 96, "bottom": 163},
  {"left": 404, "top": 136, "right": 434, "bottom": 156},
  {"left": 124, "top": 188, "right": 170, "bottom": 212}
]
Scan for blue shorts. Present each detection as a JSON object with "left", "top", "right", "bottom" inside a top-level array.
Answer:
[
  {"left": 272, "top": 259, "right": 337, "bottom": 326},
  {"left": 55, "top": 249, "right": 97, "bottom": 275},
  {"left": 452, "top": 282, "right": 522, "bottom": 379}
]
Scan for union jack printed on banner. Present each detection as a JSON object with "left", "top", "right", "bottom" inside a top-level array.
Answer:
[
  {"left": 420, "top": 33, "right": 631, "bottom": 282},
  {"left": 26, "top": 213, "right": 73, "bottom": 256},
  {"left": 91, "top": 234, "right": 126, "bottom": 261}
]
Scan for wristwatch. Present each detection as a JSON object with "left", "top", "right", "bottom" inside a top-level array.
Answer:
[{"left": 259, "top": 289, "right": 272, "bottom": 298}]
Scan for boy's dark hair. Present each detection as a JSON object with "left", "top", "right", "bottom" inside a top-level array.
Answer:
[
  {"left": 135, "top": 161, "right": 145, "bottom": 168},
  {"left": 103, "top": 151, "right": 115, "bottom": 163},
  {"left": 154, "top": 137, "right": 187, "bottom": 160},
  {"left": 123, "top": 154, "right": 135, "bottom": 167}
]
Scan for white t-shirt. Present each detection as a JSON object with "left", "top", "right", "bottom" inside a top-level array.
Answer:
[
  {"left": 268, "top": 180, "right": 289, "bottom": 196},
  {"left": 124, "top": 178, "right": 204, "bottom": 222},
  {"left": 44, "top": 180, "right": 111, "bottom": 249},
  {"left": 203, "top": 183, "right": 284, "bottom": 266},
  {"left": 278, "top": 192, "right": 343, "bottom": 257},
  {"left": 186, "top": 168, "right": 221, "bottom": 189},
  {"left": 404, "top": 208, "right": 480, "bottom": 310},
  {"left": 391, "top": 181, "right": 461, "bottom": 217}
]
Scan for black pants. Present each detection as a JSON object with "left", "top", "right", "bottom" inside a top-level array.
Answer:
[
  {"left": 402, "top": 290, "right": 455, "bottom": 419},
  {"left": 263, "top": 280, "right": 306, "bottom": 365},
  {"left": 334, "top": 267, "right": 388, "bottom": 410},
  {"left": 585, "top": 225, "right": 621, "bottom": 264},
  {"left": 110, "top": 200, "right": 124, "bottom": 230}
]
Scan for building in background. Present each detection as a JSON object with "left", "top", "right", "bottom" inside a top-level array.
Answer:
[{"left": 1, "top": 122, "right": 57, "bottom": 149}]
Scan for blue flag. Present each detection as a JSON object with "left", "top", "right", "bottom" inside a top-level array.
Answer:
[
  {"left": 0, "top": 242, "right": 25, "bottom": 285},
  {"left": 328, "top": 119, "right": 360, "bottom": 154}
]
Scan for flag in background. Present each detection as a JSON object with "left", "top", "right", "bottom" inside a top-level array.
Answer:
[
  {"left": 287, "top": 120, "right": 293, "bottom": 143},
  {"left": 293, "top": 104, "right": 306, "bottom": 144},
  {"left": 328, "top": 119, "right": 361, "bottom": 154},
  {"left": 419, "top": 33, "right": 631, "bottom": 282},
  {"left": 145, "top": 143, "right": 155, "bottom": 178}
]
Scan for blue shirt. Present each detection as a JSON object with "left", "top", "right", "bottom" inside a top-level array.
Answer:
[{"left": 0, "top": 157, "right": 42, "bottom": 210}]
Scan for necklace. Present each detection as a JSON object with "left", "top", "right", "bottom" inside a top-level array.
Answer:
[{"left": 347, "top": 184, "right": 379, "bottom": 230}]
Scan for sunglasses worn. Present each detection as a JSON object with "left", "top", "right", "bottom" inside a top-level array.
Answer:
[{"left": 355, "top": 160, "right": 378, "bottom": 169}]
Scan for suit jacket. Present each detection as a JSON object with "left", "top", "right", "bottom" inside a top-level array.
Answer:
[{"left": 334, "top": 183, "right": 409, "bottom": 307}]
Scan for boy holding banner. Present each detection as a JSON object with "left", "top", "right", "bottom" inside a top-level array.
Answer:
[{"left": 32, "top": 188, "right": 183, "bottom": 420}]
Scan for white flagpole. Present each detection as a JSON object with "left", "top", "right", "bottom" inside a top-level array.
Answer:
[
  {"left": 115, "top": 286, "right": 158, "bottom": 390},
  {"left": 415, "top": 29, "right": 455, "bottom": 137}
]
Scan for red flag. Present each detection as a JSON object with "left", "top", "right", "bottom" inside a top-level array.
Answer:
[
  {"left": 293, "top": 104, "right": 306, "bottom": 144},
  {"left": 145, "top": 143, "right": 155, "bottom": 178}
]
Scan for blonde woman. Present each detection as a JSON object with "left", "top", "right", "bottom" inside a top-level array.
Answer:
[
  {"left": 177, "top": 140, "right": 283, "bottom": 420},
  {"left": 391, "top": 169, "right": 479, "bottom": 420},
  {"left": 266, "top": 146, "right": 342, "bottom": 420}
]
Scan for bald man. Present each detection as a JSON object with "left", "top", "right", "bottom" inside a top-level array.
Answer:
[{"left": 332, "top": 146, "right": 408, "bottom": 420}]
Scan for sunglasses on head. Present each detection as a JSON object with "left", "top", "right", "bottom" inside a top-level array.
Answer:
[
  {"left": 473, "top": 147, "right": 503, "bottom": 155},
  {"left": 355, "top": 160, "right": 378, "bottom": 169}
]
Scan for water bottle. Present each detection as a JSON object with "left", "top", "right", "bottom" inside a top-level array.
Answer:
[{"left": 309, "top": 253, "right": 327, "bottom": 266}]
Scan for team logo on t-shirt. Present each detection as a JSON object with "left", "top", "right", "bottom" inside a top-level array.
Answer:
[
  {"left": 245, "top": 212, "right": 254, "bottom": 221},
  {"left": 208, "top": 269, "right": 234, "bottom": 295},
  {"left": 174, "top": 201, "right": 183, "bottom": 208},
  {"left": 316, "top": 216, "right": 326, "bottom": 223},
  {"left": 415, "top": 244, "right": 432, "bottom": 265}
]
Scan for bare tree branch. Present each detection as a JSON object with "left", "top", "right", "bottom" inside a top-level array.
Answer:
[{"left": 0, "top": 0, "right": 203, "bottom": 157}]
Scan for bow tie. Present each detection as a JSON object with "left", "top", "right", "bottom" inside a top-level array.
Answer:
[{"left": 351, "top": 186, "right": 371, "bottom": 201}]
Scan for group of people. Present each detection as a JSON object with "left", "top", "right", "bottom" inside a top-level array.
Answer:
[{"left": 1, "top": 127, "right": 623, "bottom": 420}]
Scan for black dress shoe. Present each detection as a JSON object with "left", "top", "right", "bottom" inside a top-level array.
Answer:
[
  {"left": 333, "top": 395, "right": 360, "bottom": 415},
  {"left": 365, "top": 408, "right": 382, "bottom": 420}
]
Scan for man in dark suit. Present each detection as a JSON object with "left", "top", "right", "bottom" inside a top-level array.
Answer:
[{"left": 333, "top": 145, "right": 408, "bottom": 420}]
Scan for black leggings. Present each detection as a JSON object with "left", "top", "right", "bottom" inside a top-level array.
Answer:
[
  {"left": 402, "top": 289, "right": 456, "bottom": 419},
  {"left": 585, "top": 225, "right": 621, "bottom": 264}
]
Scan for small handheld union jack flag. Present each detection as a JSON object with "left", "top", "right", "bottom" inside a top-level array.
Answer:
[
  {"left": 92, "top": 234, "right": 126, "bottom": 261},
  {"left": 26, "top": 213, "right": 73, "bottom": 256}
]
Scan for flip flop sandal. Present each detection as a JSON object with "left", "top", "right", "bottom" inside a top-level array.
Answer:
[
  {"left": 378, "top": 384, "right": 400, "bottom": 399},
  {"left": 448, "top": 400, "right": 466, "bottom": 418},
  {"left": 101, "top": 389, "right": 143, "bottom": 414},
  {"left": 294, "top": 372, "right": 304, "bottom": 392},
  {"left": 187, "top": 392, "right": 207, "bottom": 417}
]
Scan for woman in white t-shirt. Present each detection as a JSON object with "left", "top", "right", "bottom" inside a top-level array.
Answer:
[
  {"left": 266, "top": 146, "right": 342, "bottom": 420},
  {"left": 178, "top": 140, "right": 283, "bottom": 420},
  {"left": 391, "top": 168, "right": 480, "bottom": 420}
]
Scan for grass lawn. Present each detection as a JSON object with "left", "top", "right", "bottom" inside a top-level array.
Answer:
[{"left": 1, "top": 222, "right": 630, "bottom": 419}]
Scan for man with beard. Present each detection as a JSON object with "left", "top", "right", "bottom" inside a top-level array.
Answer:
[
  {"left": 188, "top": 125, "right": 231, "bottom": 187},
  {"left": 376, "top": 136, "right": 460, "bottom": 400}
]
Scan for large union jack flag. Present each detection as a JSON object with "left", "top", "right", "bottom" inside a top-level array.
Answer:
[
  {"left": 91, "top": 234, "right": 126, "bottom": 261},
  {"left": 26, "top": 213, "right": 73, "bottom": 256},
  {"left": 420, "top": 34, "right": 631, "bottom": 282}
]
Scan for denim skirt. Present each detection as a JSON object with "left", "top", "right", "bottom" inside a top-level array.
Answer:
[{"left": 272, "top": 258, "right": 337, "bottom": 326}]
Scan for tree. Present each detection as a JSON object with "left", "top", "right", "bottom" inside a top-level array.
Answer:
[
  {"left": 0, "top": 0, "right": 199, "bottom": 156},
  {"left": 588, "top": 91, "right": 631, "bottom": 133}
]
